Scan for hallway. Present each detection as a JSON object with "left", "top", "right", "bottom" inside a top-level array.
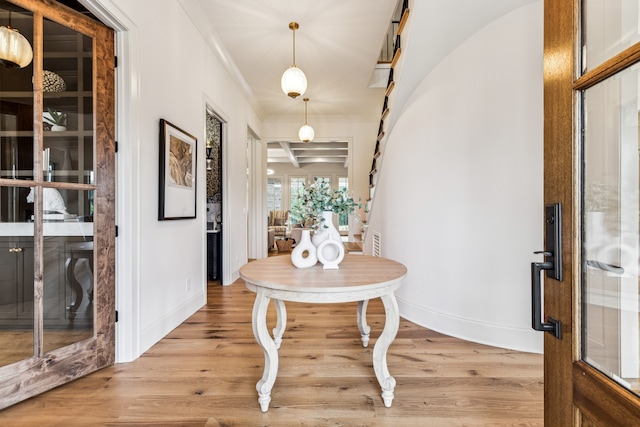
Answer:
[{"left": 0, "top": 281, "right": 543, "bottom": 425}]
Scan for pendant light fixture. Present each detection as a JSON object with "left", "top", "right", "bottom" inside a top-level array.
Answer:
[
  {"left": 0, "top": 11, "right": 33, "bottom": 69},
  {"left": 298, "top": 97, "right": 314, "bottom": 143},
  {"left": 281, "top": 22, "right": 307, "bottom": 99}
]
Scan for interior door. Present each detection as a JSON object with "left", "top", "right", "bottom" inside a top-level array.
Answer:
[
  {"left": 543, "top": 0, "right": 640, "bottom": 424},
  {"left": 0, "top": 0, "right": 114, "bottom": 408}
]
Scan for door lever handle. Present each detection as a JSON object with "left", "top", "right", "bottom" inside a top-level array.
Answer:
[
  {"left": 531, "top": 260, "right": 562, "bottom": 339},
  {"left": 533, "top": 251, "right": 552, "bottom": 257}
]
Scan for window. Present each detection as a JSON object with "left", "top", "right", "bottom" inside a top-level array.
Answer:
[
  {"left": 338, "top": 177, "right": 349, "bottom": 231},
  {"left": 267, "top": 177, "right": 282, "bottom": 212},
  {"left": 289, "top": 177, "right": 306, "bottom": 211}
]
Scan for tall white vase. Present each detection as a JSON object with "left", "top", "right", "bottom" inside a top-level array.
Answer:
[
  {"left": 290, "top": 229, "right": 317, "bottom": 268},
  {"left": 312, "top": 210, "right": 341, "bottom": 248}
]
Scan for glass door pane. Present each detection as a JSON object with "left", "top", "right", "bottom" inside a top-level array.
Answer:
[
  {"left": 42, "top": 190, "right": 93, "bottom": 353},
  {"left": 39, "top": 18, "right": 96, "bottom": 353},
  {"left": 0, "top": 3, "right": 34, "bottom": 182},
  {"left": 0, "top": 1, "right": 35, "bottom": 368},
  {"left": 583, "top": 0, "right": 640, "bottom": 72},
  {"left": 582, "top": 61, "right": 640, "bottom": 395},
  {"left": 43, "top": 18, "right": 93, "bottom": 185},
  {"left": 0, "top": 185, "right": 34, "bottom": 367}
]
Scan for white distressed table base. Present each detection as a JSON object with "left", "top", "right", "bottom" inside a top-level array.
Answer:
[
  {"left": 250, "top": 292, "right": 400, "bottom": 412},
  {"left": 240, "top": 255, "right": 407, "bottom": 413}
]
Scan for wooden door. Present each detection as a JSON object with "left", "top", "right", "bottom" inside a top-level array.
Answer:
[
  {"left": 544, "top": 0, "right": 640, "bottom": 424},
  {"left": 0, "top": 0, "right": 114, "bottom": 408}
]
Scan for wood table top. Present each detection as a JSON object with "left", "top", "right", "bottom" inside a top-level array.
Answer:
[{"left": 239, "top": 254, "right": 407, "bottom": 293}]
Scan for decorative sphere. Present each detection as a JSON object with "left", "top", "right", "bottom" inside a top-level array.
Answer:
[{"left": 43, "top": 70, "right": 66, "bottom": 93}]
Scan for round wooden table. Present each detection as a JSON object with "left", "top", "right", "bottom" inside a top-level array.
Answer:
[{"left": 240, "top": 254, "right": 407, "bottom": 412}]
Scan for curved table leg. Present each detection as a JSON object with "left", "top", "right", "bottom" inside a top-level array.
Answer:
[
  {"left": 373, "top": 293, "right": 399, "bottom": 407},
  {"left": 64, "top": 257, "right": 82, "bottom": 320},
  {"left": 356, "top": 300, "right": 370, "bottom": 347},
  {"left": 251, "top": 288, "right": 279, "bottom": 412},
  {"left": 272, "top": 298, "right": 286, "bottom": 350}
]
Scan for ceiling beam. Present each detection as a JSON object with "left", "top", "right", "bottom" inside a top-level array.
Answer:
[{"left": 279, "top": 141, "right": 300, "bottom": 168}]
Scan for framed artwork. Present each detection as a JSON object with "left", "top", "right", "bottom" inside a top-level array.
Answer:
[{"left": 159, "top": 119, "right": 197, "bottom": 220}]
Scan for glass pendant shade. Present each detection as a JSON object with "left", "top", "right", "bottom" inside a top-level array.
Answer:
[
  {"left": 299, "top": 97, "right": 314, "bottom": 142},
  {"left": 298, "top": 124, "right": 314, "bottom": 143},
  {"left": 0, "top": 25, "right": 32, "bottom": 68},
  {"left": 281, "top": 22, "right": 306, "bottom": 98},
  {"left": 281, "top": 65, "right": 307, "bottom": 99}
]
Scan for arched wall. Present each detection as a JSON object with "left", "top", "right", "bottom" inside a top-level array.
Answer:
[{"left": 366, "top": 1, "right": 544, "bottom": 353}]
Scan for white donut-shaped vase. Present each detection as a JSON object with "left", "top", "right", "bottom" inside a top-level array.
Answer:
[{"left": 316, "top": 236, "right": 345, "bottom": 269}]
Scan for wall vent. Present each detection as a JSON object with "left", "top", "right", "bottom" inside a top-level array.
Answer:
[{"left": 372, "top": 231, "right": 381, "bottom": 257}]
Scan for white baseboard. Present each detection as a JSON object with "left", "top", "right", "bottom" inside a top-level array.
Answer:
[
  {"left": 139, "top": 291, "right": 206, "bottom": 356},
  {"left": 397, "top": 295, "right": 543, "bottom": 354}
]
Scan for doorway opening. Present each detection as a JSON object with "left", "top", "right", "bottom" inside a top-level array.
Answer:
[{"left": 205, "top": 109, "right": 223, "bottom": 283}]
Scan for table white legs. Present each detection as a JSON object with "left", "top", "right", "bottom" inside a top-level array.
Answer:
[
  {"left": 356, "top": 300, "right": 371, "bottom": 347},
  {"left": 272, "top": 299, "right": 286, "bottom": 349},
  {"left": 251, "top": 288, "right": 279, "bottom": 412},
  {"left": 251, "top": 293, "right": 399, "bottom": 411},
  {"left": 373, "top": 293, "right": 400, "bottom": 407}
]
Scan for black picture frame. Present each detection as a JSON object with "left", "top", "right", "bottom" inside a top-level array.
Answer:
[{"left": 158, "top": 119, "right": 197, "bottom": 220}]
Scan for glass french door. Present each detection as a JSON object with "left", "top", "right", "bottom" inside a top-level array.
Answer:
[
  {"left": 0, "top": 0, "right": 115, "bottom": 409},
  {"left": 544, "top": 0, "right": 640, "bottom": 424}
]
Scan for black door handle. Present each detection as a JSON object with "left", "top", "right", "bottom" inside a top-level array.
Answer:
[
  {"left": 531, "top": 260, "right": 562, "bottom": 339},
  {"left": 530, "top": 203, "right": 562, "bottom": 340}
]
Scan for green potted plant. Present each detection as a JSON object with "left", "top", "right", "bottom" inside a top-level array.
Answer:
[
  {"left": 43, "top": 108, "right": 67, "bottom": 131},
  {"left": 289, "top": 177, "right": 361, "bottom": 246}
]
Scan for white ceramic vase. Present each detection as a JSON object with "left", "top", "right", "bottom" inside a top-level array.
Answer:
[
  {"left": 51, "top": 125, "right": 66, "bottom": 132},
  {"left": 290, "top": 229, "right": 317, "bottom": 268},
  {"left": 312, "top": 210, "right": 341, "bottom": 249},
  {"left": 317, "top": 233, "right": 345, "bottom": 270}
]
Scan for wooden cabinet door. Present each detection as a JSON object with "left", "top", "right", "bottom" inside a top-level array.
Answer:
[{"left": 0, "top": 0, "right": 114, "bottom": 409}]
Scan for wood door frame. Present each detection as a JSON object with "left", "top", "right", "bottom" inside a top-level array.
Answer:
[
  {"left": 0, "top": 0, "right": 115, "bottom": 409},
  {"left": 544, "top": 0, "right": 640, "bottom": 424}
]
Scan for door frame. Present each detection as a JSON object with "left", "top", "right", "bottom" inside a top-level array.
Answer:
[
  {"left": 82, "top": 0, "right": 141, "bottom": 363},
  {"left": 544, "top": 0, "right": 640, "bottom": 424}
]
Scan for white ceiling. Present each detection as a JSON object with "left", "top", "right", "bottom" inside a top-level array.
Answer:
[
  {"left": 180, "top": 0, "right": 398, "bottom": 167},
  {"left": 180, "top": 0, "right": 398, "bottom": 119},
  {"left": 179, "top": 0, "right": 540, "bottom": 168}
]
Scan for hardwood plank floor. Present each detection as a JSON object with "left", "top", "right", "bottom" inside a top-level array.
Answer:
[{"left": 0, "top": 280, "right": 543, "bottom": 426}]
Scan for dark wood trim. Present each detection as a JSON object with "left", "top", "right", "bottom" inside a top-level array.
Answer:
[
  {"left": 573, "top": 362, "right": 640, "bottom": 425},
  {"left": 574, "top": 41, "right": 640, "bottom": 90},
  {"left": 543, "top": 0, "right": 576, "bottom": 424},
  {"left": 92, "top": 14, "right": 116, "bottom": 370}
]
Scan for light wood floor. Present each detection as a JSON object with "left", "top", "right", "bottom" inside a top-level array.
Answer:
[{"left": 0, "top": 280, "right": 544, "bottom": 426}]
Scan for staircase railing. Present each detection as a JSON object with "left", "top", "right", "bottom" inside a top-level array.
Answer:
[{"left": 361, "top": 0, "right": 409, "bottom": 243}]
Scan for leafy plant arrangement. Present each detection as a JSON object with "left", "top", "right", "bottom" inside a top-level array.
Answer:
[
  {"left": 44, "top": 108, "right": 67, "bottom": 128},
  {"left": 289, "top": 177, "right": 361, "bottom": 230}
]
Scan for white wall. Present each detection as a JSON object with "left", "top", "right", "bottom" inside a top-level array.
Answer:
[
  {"left": 97, "top": 0, "right": 544, "bottom": 361},
  {"left": 100, "top": 0, "right": 260, "bottom": 359},
  {"left": 366, "top": 2, "right": 544, "bottom": 353}
]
